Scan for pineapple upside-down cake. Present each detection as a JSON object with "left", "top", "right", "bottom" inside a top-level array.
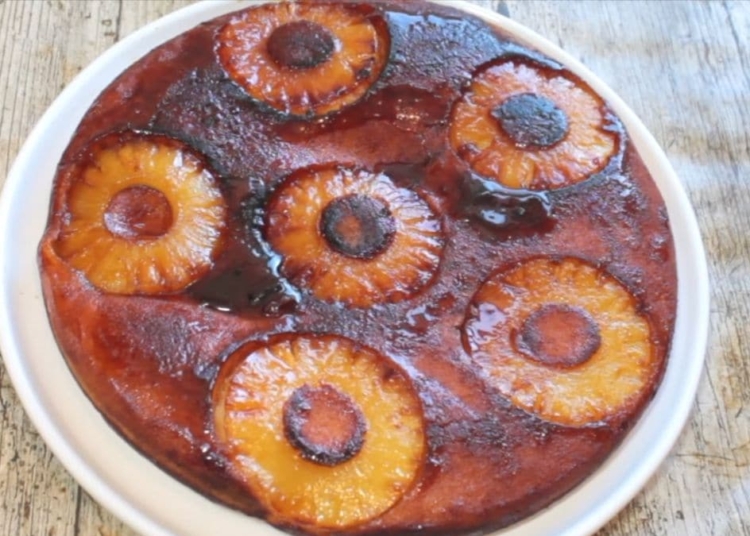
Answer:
[{"left": 39, "top": 1, "right": 677, "bottom": 534}]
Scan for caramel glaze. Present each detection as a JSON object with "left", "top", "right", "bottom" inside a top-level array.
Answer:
[{"left": 39, "top": 1, "right": 677, "bottom": 534}]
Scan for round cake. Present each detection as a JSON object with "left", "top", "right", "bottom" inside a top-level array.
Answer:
[{"left": 38, "top": 1, "right": 677, "bottom": 534}]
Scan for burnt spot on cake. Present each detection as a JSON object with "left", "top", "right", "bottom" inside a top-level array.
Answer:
[
  {"left": 283, "top": 383, "right": 367, "bottom": 466},
  {"left": 267, "top": 21, "right": 337, "bottom": 70},
  {"left": 104, "top": 185, "right": 174, "bottom": 240},
  {"left": 491, "top": 92, "right": 569, "bottom": 149},
  {"left": 320, "top": 194, "right": 396, "bottom": 259},
  {"left": 516, "top": 303, "right": 601, "bottom": 368}
]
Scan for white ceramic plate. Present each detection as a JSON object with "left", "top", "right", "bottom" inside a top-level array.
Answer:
[{"left": 0, "top": 1, "right": 709, "bottom": 535}]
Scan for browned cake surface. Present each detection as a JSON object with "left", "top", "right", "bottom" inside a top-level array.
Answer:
[{"left": 38, "top": 1, "right": 677, "bottom": 534}]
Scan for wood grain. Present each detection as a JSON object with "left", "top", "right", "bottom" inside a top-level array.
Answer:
[{"left": 0, "top": 1, "right": 747, "bottom": 535}]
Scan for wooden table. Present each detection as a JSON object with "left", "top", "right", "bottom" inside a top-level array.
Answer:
[{"left": 0, "top": 1, "right": 746, "bottom": 534}]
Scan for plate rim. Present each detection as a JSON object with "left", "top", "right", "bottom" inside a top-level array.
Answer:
[{"left": 0, "top": 1, "right": 709, "bottom": 535}]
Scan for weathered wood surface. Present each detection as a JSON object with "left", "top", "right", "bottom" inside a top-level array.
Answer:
[{"left": 0, "top": 0, "right": 747, "bottom": 535}]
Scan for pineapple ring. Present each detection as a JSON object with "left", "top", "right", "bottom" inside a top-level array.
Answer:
[
  {"left": 53, "top": 132, "right": 227, "bottom": 295},
  {"left": 450, "top": 61, "right": 618, "bottom": 190},
  {"left": 462, "top": 257, "right": 656, "bottom": 426},
  {"left": 265, "top": 167, "right": 444, "bottom": 307},
  {"left": 212, "top": 334, "right": 425, "bottom": 530},
  {"left": 216, "top": 2, "right": 389, "bottom": 117}
]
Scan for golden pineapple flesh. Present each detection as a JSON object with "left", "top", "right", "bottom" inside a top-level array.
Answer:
[
  {"left": 265, "top": 167, "right": 444, "bottom": 307},
  {"left": 217, "top": 2, "right": 389, "bottom": 117},
  {"left": 450, "top": 61, "right": 617, "bottom": 190},
  {"left": 212, "top": 335, "right": 425, "bottom": 530},
  {"left": 463, "top": 257, "right": 656, "bottom": 426},
  {"left": 53, "top": 132, "right": 227, "bottom": 295}
]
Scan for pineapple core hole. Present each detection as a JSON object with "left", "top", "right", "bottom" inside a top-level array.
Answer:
[
  {"left": 104, "top": 185, "right": 173, "bottom": 240},
  {"left": 283, "top": 383, "right": 367, "bottom": 466},
  {"left": 267, "top": 20, "right": 336, "bottom": 70},
  {"left": 516, "top": 303, "right": 601, "bottom": 368},
  {"left": 492, "top": 92, "right": 569, "bottom": 149},
  {"left": 320, "top": 194, "right": 396, "bottom": 260}
]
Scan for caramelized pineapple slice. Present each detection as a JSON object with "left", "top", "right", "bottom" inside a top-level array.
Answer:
[
  {"left": 450, "top": 61, "right": 617, "bottom": 190},
  {"left": 463, "top": 257, "right": 656, "bottom": 426},
  {"left": 213, "top": 335, "right": 425, "bottom": 530},
  {"left": 217, "top": 2, "right": 389, "bottom": 117},
  {"left": 265, "top": 167, "right": 443, "bottom": 307},
  {"left": 54, "top": 132, "right": 226, "bottom": 295}
]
